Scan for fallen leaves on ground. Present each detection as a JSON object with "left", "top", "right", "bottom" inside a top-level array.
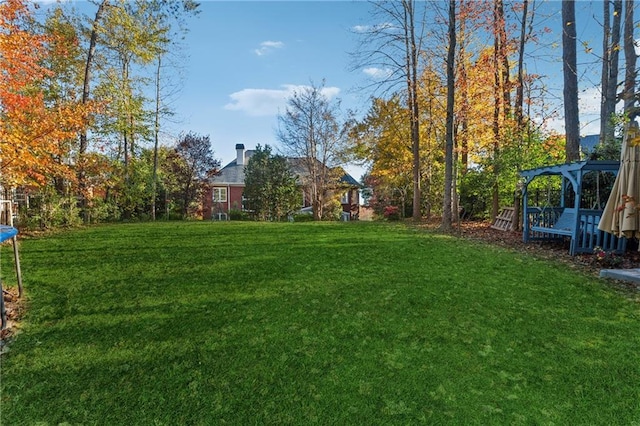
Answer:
[{"left": 1, "top": 287, "right": 24, "bottom": 353}]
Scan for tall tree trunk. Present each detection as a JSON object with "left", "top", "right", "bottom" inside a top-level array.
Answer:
[
  {"left": 78, "top": 0, "right": 108, "bottom": 222},
  {"left": 600, "top": 0, "right": 611, "bottom": 144},
  {"left": 402, "top": 0, "right": 421, "bottom": 221},
  {"left": 623, "top": 0, "right": 636, "bottom": 117},
  {"left": 513, "top": 0, "right": 529, "bottom": 232},
  {"left": 443, "top": 0, "right": 456, "bottom": 231},
  {"left": 458, "top": 4, "right": 469, "bottom": 174},
  {"left": 496, "top": 0, "right": 511, "bottom": 119},
  {"left": 152, "top": 56, "right": 162, "bottom": 221},
  {"left": 122, "top": 59, "right": 130, "bottom": 174},
  {"left": 600, "top": 0, "right": 622, "bottom": 145},
  {"left": 515, "top": 0, "right": 529, "bottom": 129},
  {"left": 492, "top": 75, "right": 500, "bottom": 220},
  {"left": 562, "top": 0, "right": 581, "bottom": 162},
  {"left": 491, "top": 0, "right": 502, "bottom": 221}
]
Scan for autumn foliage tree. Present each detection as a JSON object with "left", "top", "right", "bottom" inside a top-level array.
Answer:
[
  {"left": 0, "top": 0, "right": 87, "bottom": 189},
  {"left": 352, "top": 0, "right": 426, "bottom": 221},
  {"left": 41, "top": 7, "right": 94, "bottom": 193},
  {"left": 0, "top": 0, "right": 202, "bottom": 226},
  {"left": 350, "top": 96, "right": 414, "bottom": 218},
  {"left": 349, "top": 0, "right": 574, "bottom": 223},
  {"left": 168, "top": 132, "right": 219, "bottom": 218}
]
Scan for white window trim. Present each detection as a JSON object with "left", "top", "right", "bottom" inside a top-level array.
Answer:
[
  {"left": 341, "top": 191, "right": 349, "bottom": 204},
  {"left": 213, "top": 187, "right": 227, "bottom": 203}
]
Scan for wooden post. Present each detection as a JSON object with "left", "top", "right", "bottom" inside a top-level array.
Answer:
[{"left": 512, "top": 189, "right": 521, "bottom": 232}]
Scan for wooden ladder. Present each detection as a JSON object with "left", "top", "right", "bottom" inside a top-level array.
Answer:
[{"left": 491, "top": 207, "right": 515, "bottom": 231}]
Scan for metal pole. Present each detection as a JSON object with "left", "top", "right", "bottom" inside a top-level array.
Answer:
[{"left": 4, "top": 201, "right": 22, "bottom": 298}]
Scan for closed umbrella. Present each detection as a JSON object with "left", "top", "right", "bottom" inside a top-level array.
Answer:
[{"left": 598, "top": 121, "right": 640, "bottom": 238}]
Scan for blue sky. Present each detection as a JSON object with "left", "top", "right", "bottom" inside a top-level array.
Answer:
[
  {"left": 171, "top": 1, "right": 612, "bottom": 180},
  {"left": 172, "top": 1, "right": 374, "bottom": 178},
  {"left": 40, "top": 1, "right": 614, "bottom": 180}
]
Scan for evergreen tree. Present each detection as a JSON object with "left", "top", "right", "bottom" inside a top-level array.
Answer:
[{"left": 244, "top": 145, "right": 300, "bottom": 221}]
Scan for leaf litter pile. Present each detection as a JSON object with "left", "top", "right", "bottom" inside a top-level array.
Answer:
[{"left": 1, "top": 287, "right": 24, "bottom": 354}]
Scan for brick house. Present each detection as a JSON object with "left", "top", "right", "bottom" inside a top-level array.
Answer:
[{"left": 203, "top": 144, "right": 361, "bottom": 220}]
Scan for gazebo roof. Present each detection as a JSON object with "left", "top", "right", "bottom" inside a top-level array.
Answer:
[{"left": 520, "top": 160, "right": 620, "bottom": 180}]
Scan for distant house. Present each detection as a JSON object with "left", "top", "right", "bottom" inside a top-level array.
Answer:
[
  {"left": 203, "top": 144, "right": 361, "bottom": 220},
  {"left": 580, "top": 134, "right": 599, "bottom": 156},
  {"left": 202, "top": 144, "right": 252, "bottom": 220}
]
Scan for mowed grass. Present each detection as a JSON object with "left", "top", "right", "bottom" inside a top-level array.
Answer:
[{"left": 1, "top": 221, "right": 639, "bottom": 425}]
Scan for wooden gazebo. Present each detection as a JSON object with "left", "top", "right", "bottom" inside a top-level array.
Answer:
[{"left": 521, "top": 160, "right": 627, "bottom": 255}]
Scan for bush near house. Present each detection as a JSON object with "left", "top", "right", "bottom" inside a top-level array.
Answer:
[
  {"left": 228, "top": 209, "right": 250, "bottom": 221},
  {"left": 383, "top": 205, "right": 400, "bottom": 220}
]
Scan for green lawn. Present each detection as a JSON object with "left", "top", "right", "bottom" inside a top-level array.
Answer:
[{"left": 1, "top": 221, "right": 639, "bottom": 425}]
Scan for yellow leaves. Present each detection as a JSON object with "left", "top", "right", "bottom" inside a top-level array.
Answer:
[{"left": 626, "top": 122, "right": 640, "bottom": 147}]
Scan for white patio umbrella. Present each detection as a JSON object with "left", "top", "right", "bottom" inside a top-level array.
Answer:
[{"left": 598, "top": 120, "right": 640, "bottom": 239}]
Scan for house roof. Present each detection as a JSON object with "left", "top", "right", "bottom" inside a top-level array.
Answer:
[
  {"left": 334, "top": 167, "right": 361, "bottom": 187},
  {"left": 286, "top": 158, "right": 361, "bottom": 187},
  {"left": 211, "top": 149, "right": 361, "bottom": 188},
  {"left": 211, "top": 150, "right": 255, "bottom": 185},
  {"left": 580, "top": 134, "right": 599, "bottom": 153}
]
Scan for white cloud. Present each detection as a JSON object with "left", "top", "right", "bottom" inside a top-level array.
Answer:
[
  {"left": 351, "top": 23, "right": 395, "bottom": 33},
  {"left": 351, "top": 25, "right": 370, "bottom": 33},
  {"left": 224, "top": 85, "right": 341, "bottom": 116},
  {"left": 363, "top": 67, "right": 393, "bottom": 80},
  {"left": 224, "top": 88, "right": 288, "bottom": 116},
  {"left": 254, "top": 40, "right": 284, "bottom": 56},
  {"left": 318, "top": 86, "right": 341, "bottom": 99}
]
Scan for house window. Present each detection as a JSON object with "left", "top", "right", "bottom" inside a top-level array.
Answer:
[
  {"left": 341, "top": 191, "right": 349, "bottom": 204},
  {"left": 213, "top": 187, "right": 227, "bottom": 203}
]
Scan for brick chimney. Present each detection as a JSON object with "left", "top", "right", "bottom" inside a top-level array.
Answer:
[{"left": 235, "top": 144, "right": 245, "bottom": 166}]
